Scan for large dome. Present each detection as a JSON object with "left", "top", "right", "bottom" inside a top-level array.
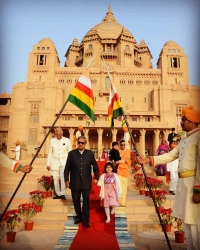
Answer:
[{"left": 82, "top": 5, "right": 136, "bottom": 42}]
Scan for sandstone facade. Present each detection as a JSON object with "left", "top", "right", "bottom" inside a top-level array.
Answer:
[{"left": 0, "top": 6, "right": 199, "bottom": 159}]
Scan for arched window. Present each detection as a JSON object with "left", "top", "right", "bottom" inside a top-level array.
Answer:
[
  {"left": 125, "top": 45, "right": 130, "bottom": 51},
  {"left": 88, "top": 44, "right": 93, "bottom": 49},
  {"left": 105, "top": 77, "right": 110, "bottom": 90}
]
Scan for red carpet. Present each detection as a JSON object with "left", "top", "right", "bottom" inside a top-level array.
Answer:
[{"left": 69, "top": 161, "right": 120, "bottom": 250}]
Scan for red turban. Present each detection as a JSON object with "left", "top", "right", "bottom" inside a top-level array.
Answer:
[{"left": 182, "top": 106, "right": 200, "bottom": 124}]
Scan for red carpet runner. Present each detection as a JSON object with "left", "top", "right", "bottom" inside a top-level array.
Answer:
[{"left": 69, "top": 161, "right": 120, "bottom": 250}]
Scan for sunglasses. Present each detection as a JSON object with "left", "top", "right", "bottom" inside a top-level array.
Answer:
[
  {"left": 120, "top": 144, "right": 125, "bottom": 146},
  {"left": 77, "top": 142, "right": 85, "bottom": 145}
]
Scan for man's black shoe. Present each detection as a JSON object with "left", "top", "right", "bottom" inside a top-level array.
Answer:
[
  {"left": 74, "top": 218, "right": 82, "bottom": 224},
  {"left": 83, "top": 224, "right": 90, "bottom": 228},
  {"left": 61, "top": 195, "right": 66, "bottom": 200},
  {"left": 53, "top": 195, "right": 61, "bottom": 199}
]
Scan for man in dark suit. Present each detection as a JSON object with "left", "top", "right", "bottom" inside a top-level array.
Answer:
[
  {"left": 64, "top": 136, "right": 99, "bottom": 228},
  {"left": 167, "top": 128, "right": 177, "bottom": 145}
]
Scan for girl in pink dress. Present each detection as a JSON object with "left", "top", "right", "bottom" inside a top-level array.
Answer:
[{"left": 97, "top": 162, "right": 122, "bottom": 223}]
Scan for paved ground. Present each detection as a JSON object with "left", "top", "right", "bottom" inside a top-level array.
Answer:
[{"left": 0, "top": 228, "right": 187, "bottom": 250}]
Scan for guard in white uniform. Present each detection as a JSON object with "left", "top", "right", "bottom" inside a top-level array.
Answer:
[
  {"left": 47, "top": 128, "right": 72, "bottom": 200},
  {"left": 123, "top": 127, "right": 130, "bottom": 150},
  {"left": 138, "top": 105, "right": 200, "bottom": 250},
  {"left": 166, "top": 140, "right": 179, "bottom": 194}
]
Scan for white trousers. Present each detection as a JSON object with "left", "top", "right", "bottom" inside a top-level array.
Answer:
[
  {"left": 184, "top": 223, "right": 200, "bottom": 250},
  {"left": 51, "top": 162, "right": 66, "bottom": 196},
  {"left": 169, "top": 171, "right": 178, "bottom": 192},
  {"left": 15, "top": 152, "right": 20, "bottom": 160}
]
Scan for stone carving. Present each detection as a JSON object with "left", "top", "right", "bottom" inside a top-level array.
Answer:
[
  {"left": 171, "top": 84, "right": 188, "bottom": 92},
  {"left": 27, "top": 82, "right": 45, "bottom": 89}
]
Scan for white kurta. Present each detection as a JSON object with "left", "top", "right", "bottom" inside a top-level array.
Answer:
[
  {"left": 47, "top": 137, "right": 72, "bottom": 195},
  {"left": 15, "top": 145, "right": 20, "bottom": 160},
  {"left": 152, "top": 130, "right": 200, "bottom": 225},
  {"left": 124, "top": 132, "right": 130, "bottom": 149}
]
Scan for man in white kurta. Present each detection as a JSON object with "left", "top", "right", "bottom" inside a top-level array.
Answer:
[
  {"left": 123, "top": 127, "right": 130, "bottom": 150},
  {"left": 138, "top": 105, "right": 200, "bottom": 250},
  {"left": 47, "top": 128, "right": 72, "bottom": 200}
]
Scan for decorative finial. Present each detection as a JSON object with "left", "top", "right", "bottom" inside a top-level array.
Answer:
[{"left": 102, "top": 5, "right": 116, "bottom": 23}]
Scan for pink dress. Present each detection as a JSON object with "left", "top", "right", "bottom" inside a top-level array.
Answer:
[{"left": 103, "top": 173, "right": 120, "bottom": 207}]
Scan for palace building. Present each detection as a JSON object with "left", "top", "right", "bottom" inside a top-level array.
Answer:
[{"left": 0, "top": 5, "right": 199, "bottom": 159}]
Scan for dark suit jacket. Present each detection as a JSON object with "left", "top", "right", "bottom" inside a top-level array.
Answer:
[
  {"left": 64, "top": 149, "right": 99, "bottom": 190},
  {"left": 168, "top": 132, "right": 177, "bottom": 144}
]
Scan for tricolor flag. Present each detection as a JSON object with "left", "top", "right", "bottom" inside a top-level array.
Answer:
[
  {"left": 108, "top": 84, "right": 124, "bottom": 129},
  {"left": 68, "top": 70, "right": 95, "bottom": 122},
  {"left": 121, "top": 115, "right": 126, "bottom": 127}
]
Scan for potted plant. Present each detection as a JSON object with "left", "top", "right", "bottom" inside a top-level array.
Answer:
[
  {"left": 131, "top": 152, "right": 140, "bottom": 173},
  {"left": 160, "top": 208, "right": 173, "bottom": 232},
  {"left": 0, "top": 209, "right": 21, "bottom": 242},
  {"left": 133, "top": 173, "right": 145, "bottom": 195},
  {"left": 148, "top": 177, "right": 164, "bottom": 190},
  {"left": 174, "top": 218, "right": 185, "bottom": 243},
  {"left": 153, "top": 190, "right": 167, "bottom": 211},
  {"left": 38, "top": 175, "right": 54, "bottom": 197},
  {"left": 18, "top": 202, "right": 37, "bottom": 231},
  {"left": 29, "top": 190, "right": 45, "bottom": 212}
]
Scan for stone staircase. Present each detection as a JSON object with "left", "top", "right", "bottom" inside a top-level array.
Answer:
[
  {"left": 0, "top": 157, "right": 174, "bottom": 234},
  {"left": 0, "top": 158, "right": 72, "bottom": 230}
]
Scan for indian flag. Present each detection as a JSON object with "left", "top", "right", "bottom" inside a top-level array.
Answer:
[
  {"left": 68, "top": 70, "right": 95, "bottom": 122},
  {"left": 108, "top": 84, "right": 124, "bottom": 129}
]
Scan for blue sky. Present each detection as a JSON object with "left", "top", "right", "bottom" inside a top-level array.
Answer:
[{"left": 0, "top": 0, "right": 200, "bottom": 94}]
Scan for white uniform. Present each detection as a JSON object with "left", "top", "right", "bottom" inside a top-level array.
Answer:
[
  {"left": 47, "top": 137, "right": 72, "bottom": 196},
  {"left": 152, "top": 129, "right": 200, "bottom": 250},
  {"left": 167, "top": 158, "right": 179, "bottom": 193},
  {"left": 124, "top": 132, "right": 130, "bottom": 149},
  {"left": 15, "top": 145, "right": 20, "bottom": 160}
]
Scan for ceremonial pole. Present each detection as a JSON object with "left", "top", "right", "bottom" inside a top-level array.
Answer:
[
  {"left": 0, "top": 55, "right": 96, "bottom": 222},
  {"left": 103, "top": 59, "right": 172, "bottom": 250}
]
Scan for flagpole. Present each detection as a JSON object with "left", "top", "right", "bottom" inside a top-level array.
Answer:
[
  {"left": 0, "top": 58, "right": 96, "bottom": 222},
  {"left": 103, "top": 59, "right": 172, "bottom": 250},
  {"left": 86, "top": 54, "right": 96, "bottom": 69}
]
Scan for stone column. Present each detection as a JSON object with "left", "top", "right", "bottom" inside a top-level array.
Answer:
[
  {"left": 163, "top": 129, "right": 170, "bottom": 141},
  {"left": 154, "top": 129, "right": 160, "bottom": 155},
  {"left": 139, "top": 129, "right": 146, "bottom": 156},
  {"left": 84, "top": 128, "right": 89, "bottom": 149},
  {"left": 69, "top": 128, "right": 74, "bottom": 146},
  {"left": 112, "top": 129, "right": 117, "bottom": 145},
  {"left": 97, "top": 128, "right": 103, "bottom": 157}
]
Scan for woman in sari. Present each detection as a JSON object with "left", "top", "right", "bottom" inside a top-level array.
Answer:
[
  {"left": 116, "top": 139, "right": 131, "bottom": 206},
  {"left": 155, "top": 139, "right": 170, "bottom": 176}
]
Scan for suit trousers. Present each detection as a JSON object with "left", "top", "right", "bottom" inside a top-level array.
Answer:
[
  {"left": 51, "top": 161, "right": 66, "bottom": 196},
  {"left": 71, "top": 189, "right": 90, "bottom": 226}
]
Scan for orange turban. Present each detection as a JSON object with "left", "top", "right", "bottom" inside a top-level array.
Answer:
[
  {"left": 78, "top": 125, "right": 83, "bottom": 129},
  {"left": 16, "top": 140, "right": 20, "bottom": 146},
  {"left": 182, "top": 105, "right": 200, "bottom": 124}
]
